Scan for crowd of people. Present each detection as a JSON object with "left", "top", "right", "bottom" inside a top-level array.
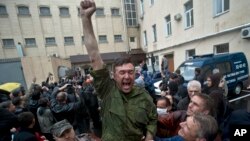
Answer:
[
  {"left": 1, "top": 0, "right": 250, "bottom": 141},
  {"left": 0, "top": 72, "right": 102, "bottom": 141}
]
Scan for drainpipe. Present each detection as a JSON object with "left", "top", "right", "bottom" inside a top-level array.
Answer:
[{"left": 120, "top": 0, "right": 130, "bottom": 53}]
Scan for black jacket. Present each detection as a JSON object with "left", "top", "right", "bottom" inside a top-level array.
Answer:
[
  {"left": 50, "top": 88, "right": 81, "bottom": 124},
  {"left": 13, "top": 127, "right": 38, "bottom": 141},
  {"left": 0, "top": 108, "right": 18, "bottom": 141}
]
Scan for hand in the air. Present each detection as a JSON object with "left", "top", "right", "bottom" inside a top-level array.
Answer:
[{"left": 80, "top": 0, "right": 96, "bottom": 18}]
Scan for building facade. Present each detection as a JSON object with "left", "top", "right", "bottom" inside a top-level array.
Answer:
[
  {"left": 0, "top": 0, "right": 143, "bottom": 59},
  {"left": 138, "top": 0, "right": 250, "bottom": 72},
  {"left": 1, "top": 0, "right": 250, "bottom": 86},
  {"left": 0, "top": 0, "right": 144, "bottom": 86}
]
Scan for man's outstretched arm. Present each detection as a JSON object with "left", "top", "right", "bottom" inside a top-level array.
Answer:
[{"left": 81, "top": 0, "right": 104, "bottom": 70}]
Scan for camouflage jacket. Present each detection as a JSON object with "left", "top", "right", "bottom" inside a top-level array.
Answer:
[{"left": 91, "top": 67, "right": 157, "bottom": 141}]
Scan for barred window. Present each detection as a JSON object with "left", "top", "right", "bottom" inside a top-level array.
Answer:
[
  {"left": 96, "top": 8, "right": 104, "bottom": 16},
  {"left": 214, "top": 43, "right": 229, "bottom": 54},
  {"left": 114, "top": 35, "right": 123, "bottom": 42},
  {"left": 2, "top": 39, "right": 15, "bottom": 48},
  {"left": 130, "top": 37, "right": 135, "bottom": 42},
  {"left": 40, "top": 7, "right": 51, "bottom": 16},
  {"left": 98, "top": 35, "right": 107, "bottom": 43},
  {"left": 25, "top": 38, "right": 36, "bottom": 47},
  {"left": 59, "top": 7, "right": 70, "bottom": 16},
  {"left": 45, "top": 37, "right": 56, "bottom": 46},
  {"left": 111, "top": 8, "right": 120, "bottom": 16},
  {"left": 18, "top": 6, "right": 30, "bottom": 15},
  {"left": 64, "top": 37, "right": 74, "bottom": 45},
  {"left": 0, "top": 5, "right": 7, "bottom": 15}
]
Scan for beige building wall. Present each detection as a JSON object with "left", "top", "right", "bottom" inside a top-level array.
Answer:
[
  {"left": 138, "top": 0, "right": 250, "bottom": 70},
  {"left": 0, "top": 0, "right": 142, "bottom": 85},
  {"left": 127, "top": 27, "right": 141, "bottom": 50},
  {"left": 21, "top": 56, "right": 71, "bottom": 88},
  {"left": 0, "top": 0, "right": 130, "bottom": 59}
]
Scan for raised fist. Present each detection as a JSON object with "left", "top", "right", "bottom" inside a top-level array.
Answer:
[{"left": 80, "top": 0, "right": 96, "bottom": 17}]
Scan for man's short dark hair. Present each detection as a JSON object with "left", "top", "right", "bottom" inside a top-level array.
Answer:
[
  {"left": 195, "top": 68, "right": 201, "bottom": 73},
  {"left": 0, "top": 100, "right": 12, "bottom": 108},
  {"left": 139, "top": 59, "right": 145, "bottom": 64},
  {"left": 169, "top": 73, "right": 178, "bottom": 79},
  {"left": 113, "top": 55, "right": 134, "bottom": 71},
  {"left": 12, "top": 97, "right": 22, "bottom": 106},
  {"left": 12, "top": 89, "right": 21, "bottom": 97},
  {"left": 18, "top": 112, "right": 34, "bottom": 127},
  {"left": 175, "top": 69, "right": 181, "bottom": 75},
  {"left": 38, "top": 97, "right": 49, "bottom": 107},
  {"left": 156, "top": 97, "right": 171, "bottom": 107},
  {"left": 56, "top": 92, "right": 67, "bottom": 103}
]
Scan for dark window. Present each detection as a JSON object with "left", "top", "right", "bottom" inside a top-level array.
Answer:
[
  {"left": 96, "top": 8, "right": 104, "bottom": 16},
  {"left": 64, "top": 37, "right": 74, "bottom": 45},
  {"left": 124, "top": 0, "right": 137, "bottom": 26},
  {"left": 0, "top": 5, "right": 7, "bottom": 15},
  {"left": 25, "top": 38, "right": 36, "bottom": 47},
  {"left": 40, "top": 7, "right": 51, "bottom": 16},
  {"left": 152, "top": 24, "right": 157, "bottom": 42},
  {"left": 114, "top": 35, "right": 122, "bottom": 42},
  {"left": 143, "top": 30, "right": 148, "bottom": 46},
  {"left": 111, "top": 8, "right": 120, "bottom": 16},
  {"left": 214, "top": 0, "right": 230, "bottom": 15},
  {"left": 77, "top": 7, "right": 80, "bottom": 16},
  {"left": 130, "top": 37, "right": 135, "bottom": 42},
  {"left": 59, "top": 7, "right": 70, "bottom": 16},
  {"left": 18, "top": 6, "right": 30, "bottom": 15},
  {"left": 155, "top": 56, "right": 159, "bottom": 65},
  {"left": 165, "top": 15, "right": 172, "bottom": 36},
  {"left": 2, "top": 39, "right": 15, "bottom": 48},
  {"left": 214, "top": 43, "right": 229, "bottom": 54},
  {"left": 201, "top": 65, "right": 213, "bottom": 79},
  {"left": 45, "top": 37, "right": 56, "bottom": 46},
  {"left": 215, "top": 62, "right": 231, "bottom": 74},
  {"left": 99, "top": 35, "right": 107, "bottom": 43},
  {"left": 186, "top": 49, "right": 196, "bottom": 60},
  {"left": 140, "top": 0, "right": 144, "bottom": 15},
  {"left": 184, "top": 0, "right": 194, "bottom": 28},
  {"left": 82, "top": 36, "right": 84, "bottom": 44}
]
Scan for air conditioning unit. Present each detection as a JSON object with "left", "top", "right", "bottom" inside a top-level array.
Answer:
[
  {"left": 241, "top": 27, "right": 250, "bottom": 39},
  {"left": 174, "top": 13, "right": 182, "bottom": 21}
]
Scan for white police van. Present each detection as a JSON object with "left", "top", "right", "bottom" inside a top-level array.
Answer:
[{"left": 178, "top": 52, "right": 249, "bottom": 96}]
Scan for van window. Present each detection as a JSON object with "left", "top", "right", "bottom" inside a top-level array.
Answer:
[
  {"left": 179, "top": 65, "right": 196, "bottom": 81},
  {"left": 215, "top": 62, "right": 231, "bottom": 74},
  {"left": 201, "top": 65, "right": 212, "bottom": 79}
]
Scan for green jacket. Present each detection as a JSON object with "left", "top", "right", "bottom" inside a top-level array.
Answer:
[{"left": 91, "top": 67, "right": 157, "bottom": 141}]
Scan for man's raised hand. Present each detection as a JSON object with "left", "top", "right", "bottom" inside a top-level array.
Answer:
[{"left": 80, "top": 0, "right": 96, "bottom": 18}]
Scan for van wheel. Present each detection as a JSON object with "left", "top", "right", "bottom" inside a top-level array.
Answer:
[{"left": 234, "top": 83, "right": 242, "bottom": 95}]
